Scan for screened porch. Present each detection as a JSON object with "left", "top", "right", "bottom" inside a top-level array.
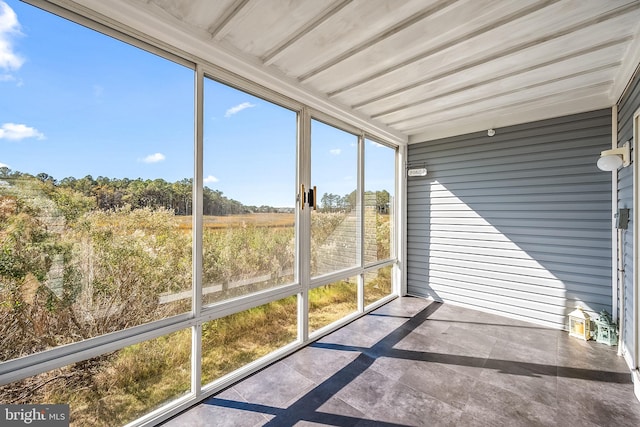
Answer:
[{"left": 1, "top": 1, "right": 640, "bottom": 426}]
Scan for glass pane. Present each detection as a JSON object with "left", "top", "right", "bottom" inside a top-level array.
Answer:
[
  {"left": 364, "top": 265, "right": 393, "bottom": 307},
  {"left": 0, "top": 2, "right": 193, "bottom": 362},
  {"left": 311, "top": 120, "right": 358, "bottom": 277},
  {"left": 0, "top": 328, "right": 191, "bottom": 427},
  {"left": 309, "top": 277, "right": 358, "bottom": 333},
  {"left": 364, "top": 140, "right": 395, "bottom": 264},
  {"left": 201, "top": 296, "right": 297, "bottom": 386},
  {"left": 202, "top": 79, "right": 296, "bottom": 305}
]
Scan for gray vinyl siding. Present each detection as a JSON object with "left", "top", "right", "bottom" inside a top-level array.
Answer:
[
  {"left": 617, "top": 66, "right": 639, "bottom": 357},
  {"left": 407, "top": 109, "right": 612, "bottom": 329}
]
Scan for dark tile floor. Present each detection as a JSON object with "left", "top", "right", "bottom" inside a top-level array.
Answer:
[{"left": 162, "top": 297, "right": 640, "bottom": 426}]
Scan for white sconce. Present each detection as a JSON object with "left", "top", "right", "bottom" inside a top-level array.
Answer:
[
  {"left": 407, "top": 167, "right": 427, "bottom": 177},
  {"left": 597, "top": 141, "right": 630, "bottom": 171},
  {"left": 407, "top": 162, "right": 428, "bottom": 177}
]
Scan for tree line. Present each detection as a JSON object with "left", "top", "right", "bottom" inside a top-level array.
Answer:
[
  {"left": 0, "top": 167, "right": 286, "bottom": 216},
  {"left": 319, "top": 190, "right": 391, "bottom": 214},
  {"left": 0, "top": 168, "right": 390, "bottom": 216}
]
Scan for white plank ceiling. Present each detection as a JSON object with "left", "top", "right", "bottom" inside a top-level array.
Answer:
[{"left": 55, "top": 0, "right": 640, "bottom": 144}]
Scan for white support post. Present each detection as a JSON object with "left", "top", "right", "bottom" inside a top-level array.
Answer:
[
  {"left": 612, "top": 106, "right": 619, "bottom": 324},
  {"left": 298, "top": 106, "right": 311, "bottom": 344},
  {"left": 191, "top": 63, "right": 204, "bottom": 395},
  {"left": 358, "top": 132, "right": 365, "bottom": 312},
  {"left": 632, "top": 108, "right": 640, "bottom": 400},
  {"left": 399, "top": 144, "right": 408, "bottom": 296}
]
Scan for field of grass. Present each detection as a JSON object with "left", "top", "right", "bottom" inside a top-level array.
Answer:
[
  {"left": 177, "top": 213, "right": 295, "bottom": 230},
  {"left": 1, "top": 200, "right": 391, "bottom": 426},
  {"left": 0, "top": 279, "right": 373, "bottom": 426}
]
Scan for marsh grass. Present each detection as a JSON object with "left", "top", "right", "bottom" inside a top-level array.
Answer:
[
  {"left": 364, "top": 265, "right": 393, "bottom": 307},
  {"left": 201, "top": 296, "right": 298, "bottom": 385},
  {"left": 177, "top": 213, "right": 295, "bottom": 230},
  {"left": 309, "top": 279, "right": 358, "bottom": 332},
  {"left": 1, "top": 195, "right": 391, "bottom": 426},
  {"left": 0, "top": 278, "right": 362, "bottom": 426}
]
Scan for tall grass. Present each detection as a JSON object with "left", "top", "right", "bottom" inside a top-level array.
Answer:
[
  {"left": 309, "top": 279, "right": 358, "bottom": 332},
  {"left": 1, "top": 182, "right": 392, "bottom": 426},
  {"left": 0, "top": 278, "right": 367, "bottom": 426},
  {"left": 201, "top": 296, "right": 297, "bottom": 385},
  {"left": 364, "top": 265, "right": 393, "bottom": 306}
]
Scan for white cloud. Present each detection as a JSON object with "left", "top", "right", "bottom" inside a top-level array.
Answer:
[
  {"left": 0, "top": 123, "right": 44, "bottom": 141},
  {"left": 0, "top": 161, "right": 9, "bottom": 168},
  {"left": 224, "top": 102, "right": 256, "bottom": 118},
  {"left": 141, "top": 152, "right": 165, "bottom": 163},
  {"left": 203, "top": 175, "right": 219, "bottom": 184},
  {"left": 329, "top": 148, "right": 341, "bottom": 156},
  {"left": 1, "top": 72, "right": 22, "bottom": 87},
  {"left": 0, "top": 1, "right": 25, "bottom": 72}
]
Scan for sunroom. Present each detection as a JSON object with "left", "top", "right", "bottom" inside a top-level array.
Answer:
[{"left": 1, "top": 0, "right": 640, "bottom": 426}]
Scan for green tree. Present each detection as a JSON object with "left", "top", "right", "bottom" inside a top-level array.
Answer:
[{"left": 376, "top": 189, "right": 390, "bottom": 213}]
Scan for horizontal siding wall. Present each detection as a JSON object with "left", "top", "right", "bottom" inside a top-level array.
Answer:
[
  {"left": 617, "top": 66, "right": 639, "bottom": 359},
  {"left": 407, "top": 109, "right": 612, "bottom": 329}
]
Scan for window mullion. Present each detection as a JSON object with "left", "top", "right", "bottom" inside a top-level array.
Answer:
[
  {"left": 298, "top": 107, "right": 312, "bottom": 344},
  {"left": 358, "top": 132, "right": 365, "bottom": 313},
  {"left": 192, "top": 63, "right": 205, "bottom": 395}
]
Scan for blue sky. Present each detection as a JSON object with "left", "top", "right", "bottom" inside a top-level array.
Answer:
[{"left": 0, "top": 0, "right": 394, "bottom": 208}]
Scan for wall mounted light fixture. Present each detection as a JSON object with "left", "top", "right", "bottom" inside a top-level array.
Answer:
[
  {"left": 597, "top": 141, "right": 630, "bottom": 171},
  {"left": 407, "top": 162, "right": 428, "bottom": 177},
  {"left": 407, "top": 167, "right": 427, "bottom": 177}
]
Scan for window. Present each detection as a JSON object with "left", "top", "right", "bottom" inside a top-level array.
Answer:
[
  {"left": 309, "top": 277, "right": 358, "bottom": 333},
  {"left": 364, "top": 265, "right": 393, "bottom": 307},
  {"left": 310, "top": 120, "right": 359, "bottom": 277},
  {"left": 0, "top": 1, "right": 194, "bottom": 362},
  {"left": 364, "top": 139, "right": 396, "bottom": 264},
  {"left": 0, "top": 328, "right": 192, "bottom": 426},
  {"left": 201, "top": 296, "right": 297, "bottom": 386},
  {"left": 202, "top": 78, "right": 297, "bottom": 305},
  {"left": 0, "top": 2, "right": 399, "bottom": 425}
]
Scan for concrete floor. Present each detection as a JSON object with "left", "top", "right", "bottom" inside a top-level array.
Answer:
[{"left": 163, "top": 297, "right": 640, "bottom": 426}]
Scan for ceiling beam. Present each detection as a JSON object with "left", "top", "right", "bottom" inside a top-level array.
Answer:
[
  {"left": 402, "top": 81, "right": 612, "bottom": 134},
  {"left": 207, "top": 0, "right": 252, "bottom": 39},
  {"left": 297, "top": 0, "right": 460, "bottom": 83},
  {"left": 326, "top": 0, "right": 558, "bottom": 97},
  {"left": 381, "top": 62, "right": 619, "bottom": 124},
  {"left": 611, "top": 23, "right": 640, "bottom": 103},
  {"left": 262, "top": 0, "right": 353, "bottom": 66},
  {"left": 355, "top": 36, "right": 631, "bottom": 113}
]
